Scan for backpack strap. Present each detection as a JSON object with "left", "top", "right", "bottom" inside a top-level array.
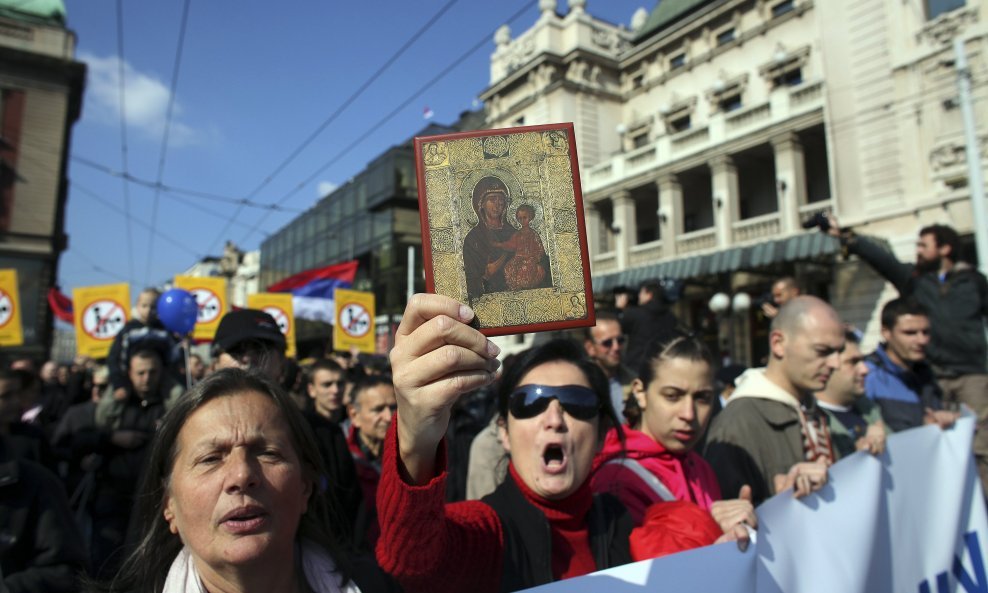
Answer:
[{"left": 604, "top": 458, "right": 677, "bottom": 502}]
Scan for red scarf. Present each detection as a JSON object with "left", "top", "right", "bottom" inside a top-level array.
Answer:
[{"left": 508, "top": 465, "right": 596, "bottom": 580}]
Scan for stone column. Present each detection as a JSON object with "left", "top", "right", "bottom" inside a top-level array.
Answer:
[
  {"left": 710, "top": 155, "right": 740, "bottom": 247},
  {"left": 584, "top": 202, "right": 600, "bottom": 268},
  {"left": 657, "top": 174, "right": 683, "bottom": 259},
  {"left": 613, "top": 190, "right": 635, "bottom": 270},
  {"left": 771, "top": 132, "right": 807, "bottom": 234}
]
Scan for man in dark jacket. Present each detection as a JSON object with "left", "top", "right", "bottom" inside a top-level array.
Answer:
[
  {"left": 0, "top": 436, "right": 87, "bottom": 593},
  {"left": 620, "top": 280, "right": 681, "bottom": 373},
  {"left": 827, "top": 219, "right": 988, "bottom": 489},
  {"left": 79, "top": 349, "right": 171, "bottom": 578}
]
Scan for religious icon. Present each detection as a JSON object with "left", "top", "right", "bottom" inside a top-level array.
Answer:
[{"left": 414, "top": 123, "right": 595, "bottom": 336}]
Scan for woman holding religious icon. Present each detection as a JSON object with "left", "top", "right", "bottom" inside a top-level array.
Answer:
[{"left": 376, "top": 295, "right": 752, "bottom": 593}]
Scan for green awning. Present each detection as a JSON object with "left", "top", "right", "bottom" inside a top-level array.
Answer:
[{"left": 592, "top": 233, "right": 841, "bottom": 292}]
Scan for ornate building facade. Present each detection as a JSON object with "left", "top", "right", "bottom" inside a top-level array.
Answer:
[{"left": 483, "top": 0, "right": 987, "bottom": 362}]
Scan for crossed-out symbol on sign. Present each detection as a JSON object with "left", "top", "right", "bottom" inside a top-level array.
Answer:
[
  {"left": 339, "top": 303, "right": 371, "bottom": 338},
  {"left": 0, "top": 289, "right": 13, "bottom": 328},
  {"left": 81, "top": 300, "right": 126, "bottom": 340},
  {"left": 192, "top": 289, "right": 222, "bottom": 324}
]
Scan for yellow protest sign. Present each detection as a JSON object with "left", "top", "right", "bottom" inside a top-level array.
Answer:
[
  {"left": 334, "top": 289, "right": 375, "bottom": 354},
  {"left": 0, "top": 269, "right": 24, "bottom": 347},
  {"left": 175, "top": 276, "right": 227, "bottom": 342},
  {"left": 73, "top": 282, "right": 130, "bottom": 358},
  {"left": 247, "top": 292, "right": 297, "bottom": 359}
]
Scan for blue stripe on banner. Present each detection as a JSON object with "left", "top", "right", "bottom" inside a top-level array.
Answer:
[{"left": 289, "top": 278, "right": 352, "bottom": 298}]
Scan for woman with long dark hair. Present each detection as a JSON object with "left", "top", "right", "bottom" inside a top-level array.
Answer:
[
  {"left": 592, "top": 335, "right": 756, "bottom": 535},
  {"left": 87, "top": 368, "right": 396, "bottom": 593}
]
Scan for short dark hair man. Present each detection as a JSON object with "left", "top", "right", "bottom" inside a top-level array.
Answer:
[
  {"left": 583, "top": 311, "right": 634, "bottom": 424},
  {"left": 827, "top": 218, "right": 988, "bottom": 489},
  {"left": 88, "top": 348, "right": 174, "bottom": 577},
  {"left": 307, "top": 358, "right": 347, "bottom": 424},
  {"left": 814, "top": 330, "right": 886, "bottom": 458},
  {"left": 620, "top": 280, "right": 681, "bottom": 373},
  {"left": 864, "top": 298, "right": 958, "bottom": 433},
  {"left": 705, "top": 296, "right": 840, "bottom": 505}
]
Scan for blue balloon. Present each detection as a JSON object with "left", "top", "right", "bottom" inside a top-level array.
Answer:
[{"left": 157, "top": 288, "right": 198, "bottom": 334}]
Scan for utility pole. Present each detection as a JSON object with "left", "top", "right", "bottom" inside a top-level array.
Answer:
[{"left": 954, "top": 37, "right": 988, "bottom": 276}]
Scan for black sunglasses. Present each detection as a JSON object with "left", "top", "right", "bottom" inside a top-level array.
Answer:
[
  {"left": 599, "top": 335, "right": 626, "bottom": 349},
  {"left": 508, "top": 384, "right": 601, "bottom": 421}
]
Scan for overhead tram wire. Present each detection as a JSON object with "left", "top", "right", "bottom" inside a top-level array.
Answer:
[
  {"left": 72, "top": 183, "right": 202, "bottom": 260},
  {"left": 115, "top": 0, "right": 136, "bottom": 285},
  {"left": 144, "top": 0, "right": 192, "bottom": 286},
  {"left": 68, "top": 155, "right": 303, "bottom": 212},
  {"left": 237, "top": 0, "right": 537, "bottom": 245},
  {"left": 66, "top": 249, "right": 132, "bottom": 284},
  {"left": 204, "top": 0, "right": 462, "bottom": 256}
]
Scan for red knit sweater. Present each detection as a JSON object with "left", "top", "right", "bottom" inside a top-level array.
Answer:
[{"left": 375, "top": 423, "right": 597, "bottom": 593}]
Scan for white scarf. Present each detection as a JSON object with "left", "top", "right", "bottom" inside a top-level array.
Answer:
[{"left": 162, "top": 542, "right": 362, "bottom": 593}]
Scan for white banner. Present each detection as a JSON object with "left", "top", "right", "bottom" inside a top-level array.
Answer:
[{"left": 524, "top": 413, "right": 988, "bottom": 593}]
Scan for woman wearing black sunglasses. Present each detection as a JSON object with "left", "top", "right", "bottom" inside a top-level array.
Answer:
[{"left": 375, "top": 294, "right": 634, "bottom": 593}]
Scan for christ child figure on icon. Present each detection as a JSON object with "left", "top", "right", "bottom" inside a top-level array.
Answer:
[{"left": 492, "top": 204, "right": 547, "bottom": 291}]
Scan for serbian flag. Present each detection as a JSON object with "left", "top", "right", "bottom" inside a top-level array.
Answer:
[
  {"left": 268, "top": 260, "right": 358, "bottom": 324},
  {"left": 48, "top": 287, "right": 73, "bottom": 323}
]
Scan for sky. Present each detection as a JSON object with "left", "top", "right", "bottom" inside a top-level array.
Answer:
[{"left": 59, "top": 0, "right": 652, "bottom": 298}]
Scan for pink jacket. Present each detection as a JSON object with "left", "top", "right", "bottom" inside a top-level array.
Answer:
[{"left": 591, "top": 427, "right": 722, "bottom": 525}]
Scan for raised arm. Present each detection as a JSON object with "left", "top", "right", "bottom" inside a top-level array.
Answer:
[
  {"left": 378, "top": 294, "right": 505, "bottom": 593},
  {"left": 826, "top": 214, "right": 913, "bottom": 292},
  {"left": 390, "top": 294, "right": 501, "bottom": 484}
]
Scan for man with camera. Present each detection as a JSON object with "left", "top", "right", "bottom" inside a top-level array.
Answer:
[
  {"left": 821, "top": 215, "right": 988, "bottom": 490},
  {"left": 760, "top": 277, "right": 802, "bottom": 320}
]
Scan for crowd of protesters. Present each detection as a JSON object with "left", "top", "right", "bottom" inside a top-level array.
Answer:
[{"left": 0, "top": 220, "right": 983, "bottom": 592}]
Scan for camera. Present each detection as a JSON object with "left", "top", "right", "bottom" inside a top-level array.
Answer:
[
  {"left": 801, "top": 211, "right": 831, "bottom": 233},
  {"left": 754, "top": 291, "right": 776, "bottom": 310}
]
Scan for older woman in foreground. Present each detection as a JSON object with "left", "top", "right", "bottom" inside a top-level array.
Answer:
[{"left": 88, "top": 369, "right": 396, "bottom": 593}]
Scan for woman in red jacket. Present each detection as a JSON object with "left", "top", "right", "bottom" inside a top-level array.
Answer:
[
  {"left": 592, "top": 334, "right": 756, "bottom": 535},
  {"left": 377, "top": 295, "right": 656, "bottom": 593}
]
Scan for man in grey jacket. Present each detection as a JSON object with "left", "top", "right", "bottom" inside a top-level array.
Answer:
[{"left": 705, "top": 297, "right": 839, "bottom": 505}]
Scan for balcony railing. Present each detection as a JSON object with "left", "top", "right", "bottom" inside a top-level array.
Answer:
[
  {"left": 790, "top": 80, "right": 824, "bottom": 109},
  {"left": 625, "top": 144, "right": 658, "bottom": 168},
  {"left": 671, "top": 126, "right": 710, "bottom": 153},
  {"left": 629, "top": 240, "right": 664, "bottom": 266},
  {"left": 676, "top": 228, "right": 717, "bottom": 254},
  {"left": 592, "top": 251, "right": 619, "bottom": 274},
  {"left": 732, "top": 212, "right": 781, "bottom": 243},
  {"left": 725, "top": 102, "right": 771, "bottom": 133}
]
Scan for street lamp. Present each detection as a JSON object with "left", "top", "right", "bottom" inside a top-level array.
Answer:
[{"left": 709, "top": 291, "right": 752, "bottom": 366}]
